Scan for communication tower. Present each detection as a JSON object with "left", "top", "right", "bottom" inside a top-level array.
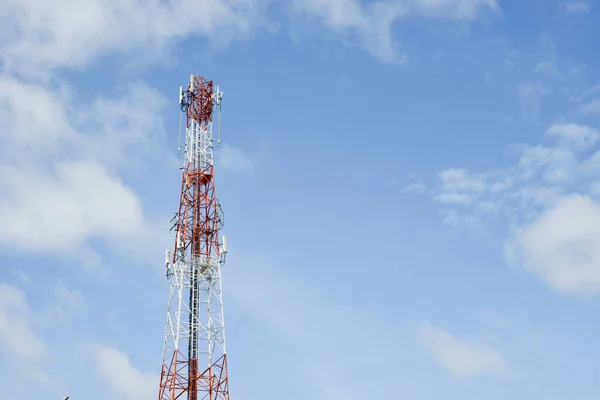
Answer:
[{"left": 158, "top": 74, "right": 230, "bottom": 400}]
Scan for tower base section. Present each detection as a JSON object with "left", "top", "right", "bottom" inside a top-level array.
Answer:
[{"left": 158, "top": 352, "right": 230, "bottom": 400}]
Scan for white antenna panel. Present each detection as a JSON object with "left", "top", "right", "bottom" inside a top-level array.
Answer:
[
  {"left": 222, "top": 235, "right": 228, "bottom": 254},
  {"left": 165, "top": 249, "right": 171, "bottom": 266}
]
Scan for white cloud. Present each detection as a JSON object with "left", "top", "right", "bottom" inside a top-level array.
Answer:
[
  {"left": 422, "top": 120, "right": 600, "bottom": 296},
  {"left": 516, "top": 145, "right": 577, "bottom": 184},
  {"left": 0, "top": 284, "right": 49, "bottom": 383},
  {"left": 505, "top": 194, "right": 600, "bottom": 296},
  {"left": 442, "top": 208, "right": 484, "bottom": 228},
  {"left": 0, "top": 284, "right": 47, "bottom": 360},
  {"left": 440, "top": 168, "right": 486, "bottom": 191},
  {"left": 0, "top": 76, "right": 167, "bottom": 261},
  {"left": 546, "top": 123, "right": 599, "bottom": 150},
  {"left": 46, "top": 282, "right": 89, "bottom": 318},
  {"left": 95, "top": 346, "right": 158, "bottom": 400},
  {"left": 0, "top": 76, "right": 169, "bottom": 170},
  {"left": 507, "top": 36, "right": 587, "bottom": 126},
  {"left": 291, "top": 0, "right": 498, "bottom": 63},
  {"left": 517, "top": 82, "right": 548, "bottom": 122},
  {"left": 12, "top": 270, "right": 31, "bottom": 284},
  {"left": 412, "top": 0, "right": 499, "bottom": 20},
  {"left": 218, "top": 143, "right": 254, "bottom": 171},
  {"left": 416, "top": 321, "right": 507, "bottom": 378},
  {"left": 80, "top": 82, "right": 170, "bottom": 170},
  {"left": 0, "top": 0, "right": 268, "bottom": 77},
  {"left": 0, "top": 160, "right": 148, "bottom": 256},
  {"left": 0, "top": 76, "right": 76, "bottom": 151},
  {"left": 565, "top": 1, "right": 592, "bottom": 14},
  {"left": 431, "top": 169, "right": 488, "bottom": 210},
  {"left": 428, "top": 123, "right": 600, "bottom": 227},
  {"left": 580, "top": 98, "right": 600, "bottom": 115},
  {"left": 290, "top": 0, "right": 408, "bottom": 63},
  {"left": 401, "top": 181, "right": 427, "bottom": 194},
  {"left": 0, "top": 0, "right": 500, "bottom": 76},
  {"left": 435, "top": 192, "right": 473, "bottom": 205}
]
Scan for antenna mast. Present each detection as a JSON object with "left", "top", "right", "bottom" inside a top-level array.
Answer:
[{"left": 158, "top": 74, "right": 230, "bottom": 400}]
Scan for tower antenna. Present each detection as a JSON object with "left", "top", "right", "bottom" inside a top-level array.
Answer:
[{"left": 158, "top": 73, "right": 230, "bottom": 400}]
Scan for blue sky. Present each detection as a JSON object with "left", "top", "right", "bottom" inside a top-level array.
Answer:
[{"left": 1, "top": 0, "right": 600, "bottom": 399}]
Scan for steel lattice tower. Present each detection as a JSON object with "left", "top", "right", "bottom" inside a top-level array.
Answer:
[{"left": 158, "top": 74, "right": 230, "bottom": 400}]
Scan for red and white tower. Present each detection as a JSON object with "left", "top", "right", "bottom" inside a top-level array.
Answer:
[{"left": 158, "top": 74, "right": 230, "bottom": 400}]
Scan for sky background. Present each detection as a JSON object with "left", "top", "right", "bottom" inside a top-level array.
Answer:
[{"left": 1, "top": 0, "right": 600, "bottom": 399}]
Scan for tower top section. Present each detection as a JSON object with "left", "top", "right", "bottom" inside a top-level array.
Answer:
[
  {"left": 180, "top": 74, "right": 223, "bottom": 124},
  {"left": 178, "top": 74, "right": 223, "bottom": 169}
]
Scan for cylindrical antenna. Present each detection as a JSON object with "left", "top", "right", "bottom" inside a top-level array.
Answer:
[
  {"left": 165, "top": 249, "right": 171, "bottom": 267},
  {"left": 222, "top": 235, "right": 228, "bottom": 254}
]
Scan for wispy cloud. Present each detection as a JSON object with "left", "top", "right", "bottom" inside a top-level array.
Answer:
[
  {"left": 517, "top": 82, "right": 549, "bottom": 123},
  {"left": 218, "top": 143, "right": 254, "bottom": 171},
  {"left": 426, "top": 122, "right": 600, "bottom": 224},
  {"left": 401, "top": 180, "right": 427, "bottom": 194},
  {"left": 580, "top": 98, "right": 600, "bottom": 115},
  {"left": 0, "top": 284, "right": 48, "bottom": 361},
  {"left": 416, "top": 321, "right": 507, "bottom": 378},
  {"left": 227, "top": 256, "right": 409, "bottom": 399},
  {"left": 0, "top": 283, "right": 51, "bottom": 387},
  {"left": 411, "top": 0, "right": 500, "bottom": 20},
  {"left": 419, "top": 121, "right": 600, "bottom": 296},
  {"left": 44, "top": 282, "right": 89, "bottom": 319},
  {"left": 94, "top": 345, "right": 159, "bottom": 400},
  {"left": 564, "top": 1, "right": 592, "bottom": 14},
  {"left": 290, "top": 0, "right": 498, "bottom": 63}
]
